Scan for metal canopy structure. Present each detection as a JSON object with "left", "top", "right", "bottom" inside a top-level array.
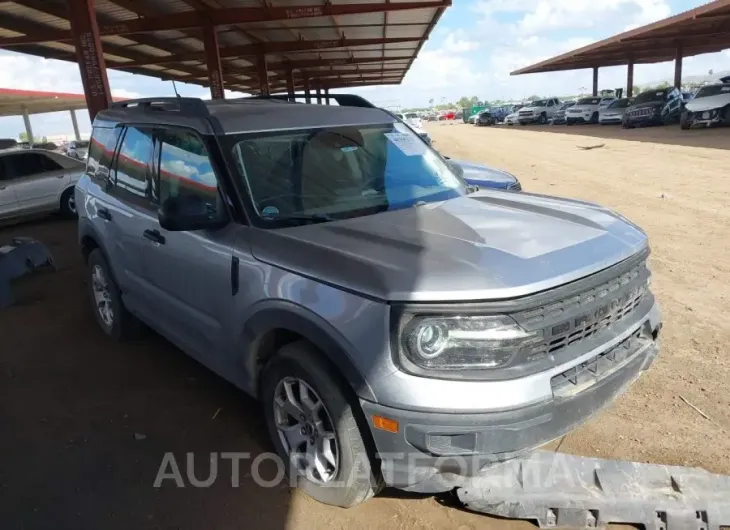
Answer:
[
  {"left": 510, "top": 0, "right": 730, "bottom": 97},
  {"left": 0, "top": 87, "right": 88, "bottom": 116},
  {"left": 0, "top": 0, "right": 450, "bottom": 118}
]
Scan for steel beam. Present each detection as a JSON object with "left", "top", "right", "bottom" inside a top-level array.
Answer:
[
  {"left": 109, "top": 38, "right": 421, "bottom": 69},
  {"left": 257, "top": 54, "right": 270, "bottom": 96},
  {"left": 22, "top": 108, "right": 33, "bottom": 146},
  {"left": 325, "top": 88, "right": 330, "bottom": 105},
  {"left": 285, "top": 67, "right": 295, "bottom": 101},
  {"left": 627, "top": 59, "right": 634, "bottom": 97},
  {"left": 67, "top": 0, "right": 113, "bottom": 121},
  {"left": 592, "top": 66, "right": 599, "bottom": 96},
  {"left": 0, "top": 2, "right": 449, "bottom": 45},
  {"left": 316, "top": 87, "right": 322, "bottom": 104},
  {"left": 674, "top": 44, "right": 683, "bottom": 88},
  {"left": 303, "top": 75, "right": 311, "bottom": 103},
  {"left": 203, "top": 24, "right": 225, "bottom": 99},
  {"left": 70, "top": 110, "right": 81, "bottom": 141}
]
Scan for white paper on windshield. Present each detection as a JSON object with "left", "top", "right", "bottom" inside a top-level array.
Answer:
[{"left": 385, "top": 132, "right": 424, "bottom": 156}]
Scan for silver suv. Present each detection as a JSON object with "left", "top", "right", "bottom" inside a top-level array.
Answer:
[{"left": 77, "top": 95, "right": 661, "bottom": 507}]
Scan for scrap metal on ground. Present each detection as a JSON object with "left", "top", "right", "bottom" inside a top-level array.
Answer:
[{"left": 0, "top": 237, "right": 55, "bottom": 308}]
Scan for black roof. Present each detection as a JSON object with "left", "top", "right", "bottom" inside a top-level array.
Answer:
[{"left": 94, "top": 95, "right": 396, "bottom": 135}]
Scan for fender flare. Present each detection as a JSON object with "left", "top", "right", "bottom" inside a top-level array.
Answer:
[{"left": 241, "top": 301, "right": 377, "bottom": 402}]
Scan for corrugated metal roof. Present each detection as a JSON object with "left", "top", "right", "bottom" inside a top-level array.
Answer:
[
  {"left": 513, "top": 0, "right": 730, "bottom": 74},
  {"left": 0, "top": 0, "right": 450, "bottom": 93}
]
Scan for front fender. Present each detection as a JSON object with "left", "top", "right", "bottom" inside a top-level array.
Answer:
[{"left": 240, "top": 300, "right": 378, "bottom": 402}]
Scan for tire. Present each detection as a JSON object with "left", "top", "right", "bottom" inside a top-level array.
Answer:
[
  {"left": 59, "top": 187, "right": 77, "bottom": 219},
  {"left": 87, "top": 249, "right": 140, "bottom": 341},
  {"left": 519, "top": 121, "right": 527, "bottom": 126},
  {"left": 539, "top": 113, "right": 548, "bottom": 125},
  {"left": 680, "top": 111, "right": 691, "bottom": 130},
  {"left": 261, "top": 341, "right": 383, "bottom": 508},
  {"left": 566, "top": 120, "right": 574, "bottom": 126},
  {"left": 591, "top": 112, "right": 599, "bottom": 124}
]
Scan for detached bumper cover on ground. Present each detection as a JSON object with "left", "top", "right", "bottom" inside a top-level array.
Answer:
[
  {"left": 0, "top": 237, "right": 55, "bottom": 307},
  {"left": 457, "top": 450, "right": 730, "bottom": 529}
]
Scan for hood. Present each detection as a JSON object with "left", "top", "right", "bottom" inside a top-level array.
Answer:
[
  {"left": 520, "top": 106, "right": 544, "bottom": 113},
  {"left": 506, "top": 112, "right": 518, "bottom": 119},
  {"left": 450, "top": 159, "right": 517, "bottom": 189},
  {"left": 629, "top": 101, "right": 663, "bottom": 111},
  {"left": 600, "top": 107, "right": 627, "bottom": 116},
  {"left": 250, "top": 191, "right": 648, "bottom": 302},
  {"left": 686, "top": 93, "right": 730, "bottom": 112}
]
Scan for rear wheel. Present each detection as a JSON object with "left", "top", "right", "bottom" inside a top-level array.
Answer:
[
  {"left": 87, "top": 249, "right": 140, "bottom": 341},
  {"left": 59, "top": 187, "right": 77, "bottom": 219},
  {"left": 261, "top": 341, "right": 383, "bottom": 508}
]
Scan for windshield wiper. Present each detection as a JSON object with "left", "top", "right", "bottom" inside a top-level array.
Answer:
[{"left": 263, "top": 213, "right": 336, "bottom": 223}]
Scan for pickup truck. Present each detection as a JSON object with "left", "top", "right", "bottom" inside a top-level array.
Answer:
[{"left": 518, "top": 97, "right": 562, "bottom": 125}]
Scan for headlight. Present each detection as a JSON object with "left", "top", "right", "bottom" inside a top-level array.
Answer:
[{"left": 401, "top": 314, "right": 542, "bottom": 371}]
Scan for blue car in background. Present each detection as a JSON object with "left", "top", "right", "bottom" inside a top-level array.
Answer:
[{"left": 490, "top": 106, "right": 512, "bottom": 123}]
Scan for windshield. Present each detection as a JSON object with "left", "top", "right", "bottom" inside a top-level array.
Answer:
[
  {"left": 695, "top": 85, "right": 730, "bottom": 98},
  {"left": 634, "top": 89, "right": 668, "bottom": 104},
  {"left": 609, "top": 98, "right": 631, "bottom": 109},
  {"left": 405, "top": 113, "right": 419, "bottom": 119},
  {"left": 530, "top": 100, "right": 548, "bottom": 107},
  {"left": 559, "top": 102, "right": 575, "bottom": 110},
  {"left": 228, "top": 122, "right": 466, "bottom": 224},
  {"left": 577, "top": 98, "right": 601, "bottom": 105}
]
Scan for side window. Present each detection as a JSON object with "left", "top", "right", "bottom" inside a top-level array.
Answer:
[
  {"left": 548, "top": 100, "right": 555, "bottom": 107},
  {"left": 40, "top": 154, "right": 63, "bottom": 172},
  {"left": 112, "top": 126, "right": 154, "bottom": 205},
  {"left": 156, "top": 129, "right": 220, "bottom": 215},
  {"left": 2, "top": 153, "right": 47, "bottom": 179},
  {"left": 87, "top": 126, "right": 121, "bottom": 181}
]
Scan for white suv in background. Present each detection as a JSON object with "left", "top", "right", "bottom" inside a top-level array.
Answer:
[
  {"left": 565, "top": 97, "right": 616, "bottom": 125},
  {"left": 518, "top": 98, "right": 561, "bottom": 125}
]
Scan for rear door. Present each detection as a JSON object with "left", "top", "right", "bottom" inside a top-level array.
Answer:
[
  {"left": 3, "top": 152, "right": 68, "bottom": 212},
  {"left": 0, "top": 156, "right": 20, "bottom": 218}
]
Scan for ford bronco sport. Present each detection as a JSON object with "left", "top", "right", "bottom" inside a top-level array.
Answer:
[{"left": 77, "top": 94, "right": 662, "bottom": 508}]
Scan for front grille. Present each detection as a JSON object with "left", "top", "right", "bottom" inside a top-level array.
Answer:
[
  {"left": 629, "top": 108, "right": 653, "bottom": 117},
  {"left": 514, "top": 262, "right": 649, "bottom": 362},
  {"left": 519, "top": 111, "right": 533, "bottom": 117},
  {"left": 551, "top": 328, "right": 646, "bottom": 398}
]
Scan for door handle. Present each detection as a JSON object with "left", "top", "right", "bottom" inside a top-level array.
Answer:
[
  {"left": 143, "top": 229, "right": 166, "bottom": 245},
  {"left": 97, "top": 207, "right": 112, "bottom": 221}
]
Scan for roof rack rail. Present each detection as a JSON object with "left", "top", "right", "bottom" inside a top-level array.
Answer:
[
  {"left": 244, "top": 93, "right": 377, "bottom": 109},
  {"left": 110, "top": 97, "right": 210, "bottom": 116}
]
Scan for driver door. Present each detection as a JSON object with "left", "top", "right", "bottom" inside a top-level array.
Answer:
[{"left": 0, "top": 156, "right": 19, "bottom": 218}]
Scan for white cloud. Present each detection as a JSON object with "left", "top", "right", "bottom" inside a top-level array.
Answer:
[{"left": 442, "top": 33, "right": 480, "bottom": 53}]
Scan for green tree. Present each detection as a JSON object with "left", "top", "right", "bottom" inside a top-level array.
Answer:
[
  {"left": 456, "top": 96, "right": 472, "bottom": 108},
  {"left": 428, "top": 98, "right": 434, "bottom": 107},
  {"left": 527, "top": 94, "right": 542, "bottom": 101},
  {"left": 18, "top": 132, "right": 28, "bottom": 142}
]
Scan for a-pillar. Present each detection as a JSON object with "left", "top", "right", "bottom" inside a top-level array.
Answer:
[
  {"left": 67, "top": 0, "right": 112, "bottom": 121},
  {"left": 257, "top": 53, "right": 270, "bottom": 96},
  {"left": 627, "top": 59, "right": 634, "bottom": 98},
  {"left": 592, "top": 67, "right": 599, "bottom": 96},
  {"left": 285, "top": 67, "right": 295, "bottom": 102},
  {"left": 22, "top": 108, "right": 33, "bottom": 146},
  {"left": 303, "top": 75, "right": 311, "bottom": 104},
  {"left": 203, "top": 24, "right": 224, "bottom": 99},
  {"left": 70, "top": 109, "right": 81, "bottom": 141},
  {"left": 674, "top": 44, "right": 683, "bottom": 89}
]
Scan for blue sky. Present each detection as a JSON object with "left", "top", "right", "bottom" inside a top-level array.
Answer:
[{"left": 0, "top": 0, "right": 727, "bottom": 138}]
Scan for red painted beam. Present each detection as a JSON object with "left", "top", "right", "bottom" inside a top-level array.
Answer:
[
  {"left": 66, "top": 0, "right": 112, "bottom": 120},
  {"left": 0, "top": 2, "right": 450, "bottom": 46},
  {"left": 203, "top": 25, "right": 224, "bottom": 99}
]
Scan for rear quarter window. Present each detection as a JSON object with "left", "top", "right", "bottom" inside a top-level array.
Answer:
[{"left": 87, "top": 126, "right": 121, "bottom": 181}]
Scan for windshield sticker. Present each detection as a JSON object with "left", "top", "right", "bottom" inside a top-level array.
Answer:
[
  {"left": 656, "top": 92, "right": 664, "bottom": 96},
  {"left": 340, "top": 146, "right": 358, "bottom": 153},
  {"left": 384, "top": 132, "right": 424, "bottom": 156},
  {"left": 262, "top": 206, "right": 279, "bottom": 216},
  {"left": 722, "top": 87, "right": 730, "bottom": 92}
]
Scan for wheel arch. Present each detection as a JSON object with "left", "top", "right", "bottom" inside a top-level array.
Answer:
[{"left": 241, "top": 303, "right": 377, "bottom": 403}]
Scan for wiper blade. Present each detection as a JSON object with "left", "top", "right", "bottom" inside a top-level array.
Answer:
[{"left": 263, "top": 213, "right": 335, "bottom": 223}]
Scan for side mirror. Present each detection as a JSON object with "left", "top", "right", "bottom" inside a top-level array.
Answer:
[{"left": 158, "top": 194, "right": 228, "bottom": 232}]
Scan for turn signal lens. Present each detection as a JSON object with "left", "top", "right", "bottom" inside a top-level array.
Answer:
[{"left": 373, "top": 415, "right": 399, "bottom": 433}]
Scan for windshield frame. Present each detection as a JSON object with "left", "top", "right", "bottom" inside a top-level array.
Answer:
[
  {"left": 220, "top": 122, "right": 469, "bottom": 228},
  {"left": 633, "top": 89, "right": 669, "bottom": 104},
  {"left": 608, "top": 98, "right": 631, "bottom": 109},
  {"left": 530, "top": 99, "right": 548, "bottom": 107},
  {"left": 694, "top": 84, "right": 730, "bottom": 99},
  {"left": 577, "top": 97, "right": 601, "bottom": 105}
]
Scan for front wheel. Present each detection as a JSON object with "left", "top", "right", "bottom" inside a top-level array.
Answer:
[
  {"left": 87, "top": 249, "right": 140, "bottom": 340},
  {"left": 539, "top": 113, "right": 548, "bottom": 125},
  {"left": 591, "top": 112, "right": 599, "bottom": 124},
  {"left": 680, "top": 111, "right": 691, "bottom": 130},
  {"left": 261, "top": 341, "right": 383, "bottom": 508}
]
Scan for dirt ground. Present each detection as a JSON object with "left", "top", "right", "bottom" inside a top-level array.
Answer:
[{"left": 1, "top": 122, "right": 728, "bottom": 530}]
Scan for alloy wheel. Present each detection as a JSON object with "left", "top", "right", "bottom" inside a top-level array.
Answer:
[
  {"left": 91, "top": 265, "right": 114, "bottom": 327},
  {"left": 273, "top": 377, "right": 339, "bottom": 484}
]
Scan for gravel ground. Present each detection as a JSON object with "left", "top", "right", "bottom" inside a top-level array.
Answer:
[{"left": 1, "top": 122, "right": 728, "bottom": 529}]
